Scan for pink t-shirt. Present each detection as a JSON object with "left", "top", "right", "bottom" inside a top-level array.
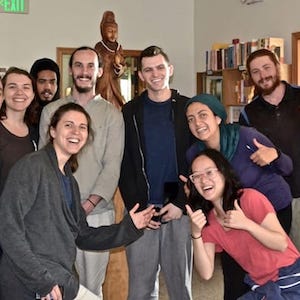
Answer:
[{"left": 202, "top": 188, "right": 300, "bottom": 285}]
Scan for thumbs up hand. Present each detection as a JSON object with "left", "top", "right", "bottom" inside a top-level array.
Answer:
[
  {"left": 223, "top": 200, "right": 247, "bottom": 230},
  {"left": 249, "top": 138, "right": 278, "bottom": 166},
  {"left": 186, "top": 204, "right": 207, "bottom": 237}
]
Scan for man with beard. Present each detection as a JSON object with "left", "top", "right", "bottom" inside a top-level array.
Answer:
[
  {"left": 39, "top": 46, "right": 124, "bottom": 299},
  {"left": 30, "top": 58, "right": 60, "bottom": 129},
  {"left": 239, "top": 48, "right": 300, "bottom": 250}
]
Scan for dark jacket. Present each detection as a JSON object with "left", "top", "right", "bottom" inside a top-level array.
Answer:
[
  {"left": 0, "top": 144, "right": 142, "bottom": 299},
  {"left": 239, "top": 81, "right": 300, "bottom": 197},
  {"left": 119, "top": 89, "right": 193, "bottom": 211}
]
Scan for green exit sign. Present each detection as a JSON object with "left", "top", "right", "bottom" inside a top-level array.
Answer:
[{"left": 0, "top": 0, "right": 29, "bottom": 14}]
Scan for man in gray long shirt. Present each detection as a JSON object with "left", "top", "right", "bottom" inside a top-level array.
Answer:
[{"left": 39, "top": 46, "right": 124, "bottom": 298}]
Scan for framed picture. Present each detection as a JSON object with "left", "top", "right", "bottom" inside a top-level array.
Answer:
[
  {"left": 228, "top": 105, "right": 244, "bottom": 123},
  {"left": 56, "top": 47, "right": 76, "bottom": 98}
]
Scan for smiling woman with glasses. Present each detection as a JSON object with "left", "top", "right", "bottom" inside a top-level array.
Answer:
[
  {"left": 186, "top": 148, "right": 300, "bottom": 299},
  {"left": 184, "top": 93, "right": 294, "bottom": 300}
]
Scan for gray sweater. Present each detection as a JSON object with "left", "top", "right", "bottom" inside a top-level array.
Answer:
[
  {"left": 39, "top": 95, "right": 125, "bottom": 214},
  {"left": 0, "top": 144, "right": 142, "bottom": 299}
]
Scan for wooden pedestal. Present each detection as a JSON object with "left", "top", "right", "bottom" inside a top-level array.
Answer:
[{"left": 103, "top": 189, "right": 129, "bottom": 300}]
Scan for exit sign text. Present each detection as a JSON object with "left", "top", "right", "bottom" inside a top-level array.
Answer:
[{"left": 0, "top": 0, "right": 29, "bottom": 14}]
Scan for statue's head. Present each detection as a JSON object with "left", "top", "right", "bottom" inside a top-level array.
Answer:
[{"left": 100, "top": 11, "right": 118, "bottom": 43}]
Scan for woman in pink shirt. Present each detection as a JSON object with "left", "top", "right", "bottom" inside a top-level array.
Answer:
[{"left": 186, "top": 148, "right": 300, "bottom": 299}]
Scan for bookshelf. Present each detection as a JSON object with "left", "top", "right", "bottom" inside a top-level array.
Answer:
[
  {"left": 197, "top": 37, "right": 291, "bottom": 122},
  {"left": 206, "top": 37, "right": 284, "bottom": 72},
  {"left": 197, "top": 69, "right": 251, "bottom": 105},
  {"left": 197, "top": 64, "right": 291, "bottom": 105}
]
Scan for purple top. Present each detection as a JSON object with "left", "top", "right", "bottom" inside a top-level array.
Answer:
[{"left": 187, "top": 126, "right": 293, "bottom": 211}]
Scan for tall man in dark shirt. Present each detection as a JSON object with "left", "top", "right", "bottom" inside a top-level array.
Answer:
[
  {"left": 119, "top": 46, "right": 193, "bottom": 300},
  {"left": 239, "top": 48, "right": 300, "bottom": 250}
]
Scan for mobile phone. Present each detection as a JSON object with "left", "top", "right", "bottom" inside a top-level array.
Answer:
[
  {"left": 35, "top": 293, "right": 54, "bottom": 300},
  {"left": 246, "top": 144, "right": 255, "bottom": 153}
]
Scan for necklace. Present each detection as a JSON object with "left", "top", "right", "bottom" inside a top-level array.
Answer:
[{"left": 100, "top": 40, "right": 120, "bottom": 53}]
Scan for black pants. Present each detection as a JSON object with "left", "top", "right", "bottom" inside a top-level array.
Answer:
[
  {"left": 221, "top": 252, "right": 249, "bottom": 300},
  {"left": 221, "top": 203, "right": 292, "bottom": 300},
  {"left": 277, "top": 203, "right": 292, "bottom": 234}
]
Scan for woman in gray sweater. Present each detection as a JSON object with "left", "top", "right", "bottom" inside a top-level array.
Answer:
[{"left": 0, "top": 103, "right": 154, "bottom": 300}]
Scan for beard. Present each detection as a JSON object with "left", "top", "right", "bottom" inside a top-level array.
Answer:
[
  {"left": 40, "top": 89, "right": 54, "bottom": 101},
  {"left": 74, "top": 84, "right": 93, "bottom": 93},
  {"left": 72, "top": 75, "right": 95, "bottom": 93},
  {"left": 254, "top": 73, "right": 281, "bottom": 96}
]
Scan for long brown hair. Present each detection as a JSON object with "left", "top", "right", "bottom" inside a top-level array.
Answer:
[
  {"left": 48, "top": 103, "right": 94, "bottom": 172},
  {"left": 0, "top": 67, "right": 38, "bottom": 125}
]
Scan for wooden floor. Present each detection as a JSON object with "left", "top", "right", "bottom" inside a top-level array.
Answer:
[{"left": 159, "top": 254, "right": 224, "bottom": 300}]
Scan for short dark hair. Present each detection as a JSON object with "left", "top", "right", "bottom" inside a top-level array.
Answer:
[
  {"left": 188, "top": 148, "right": 242, "bottom": 221},
  {"left": 30, "top": 58, "right": 61, "bottom": 101},
  {"left": 138, "top": 45, "right": 170, "bottom": 70},
  {"left": 69, "top": 46, "right": 102, "bottom": 68},
  {"left": 246, "top": 48, "right": 280, "bottom": 78}
]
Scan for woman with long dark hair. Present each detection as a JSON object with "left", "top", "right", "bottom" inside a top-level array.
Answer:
[
  {"left": 186, "top": 149, "right": 300, "bottom": 299},
  {"left": 184, "top": 93, "right": 294, "bottom": 299},
  {"left": 0, "top": 67, "right": 38, "bottom": 193}
]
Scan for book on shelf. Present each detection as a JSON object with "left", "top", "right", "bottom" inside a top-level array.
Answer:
[
  {"left": 204, "top": 75, "right": 223, "bottom": 102},
  {"left": 228, "top": 105, "right": 245, "bottom": 123},
  {"left": 212, "top": 42, "right": 229, "bottom": 50},
  {"left": 205, "top": 36, "right": 284, "bottom": 71},
  {"left": 264, "top": 37, "right": 284, "bottom": 63},
  {"left": 235, "top": 79, "right": 254, "bottom": 104}
]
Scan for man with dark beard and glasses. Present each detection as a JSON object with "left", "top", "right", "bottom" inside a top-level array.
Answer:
[
  {"left": 39, "top": 46, "right": 124, "bottom": 299},
  {"left": 239, "top": 48, "right": 300, "bottom": 251}
]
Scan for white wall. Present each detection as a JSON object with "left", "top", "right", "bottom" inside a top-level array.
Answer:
[
  {"left": 3, "top": 0, "right": 300, "bottom": 97},
  {"left": 195, "top": 0, "right": 300, "bottom": 72},
  {"left": 0, "top": 0, "right": 195, "bottom": 96}
]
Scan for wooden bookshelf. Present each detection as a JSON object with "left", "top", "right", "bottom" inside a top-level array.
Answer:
[
  {"left": 196, "top": 64, "right": 291, "bottom": 121},
  {"left": 197, "top": 36, "right": 291, "bottom": 123},
  {"left": 196, "top": 68, "right": 248, "bottom": 107}
]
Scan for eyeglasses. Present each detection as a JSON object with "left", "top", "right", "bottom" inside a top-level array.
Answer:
[{"left": 189, "top": 168, "right": 219, "bottom": 184}]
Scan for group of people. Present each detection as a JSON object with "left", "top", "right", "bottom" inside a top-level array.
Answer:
[{"left": 0, "top": 43, "right": 299, "bottom": 300}]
